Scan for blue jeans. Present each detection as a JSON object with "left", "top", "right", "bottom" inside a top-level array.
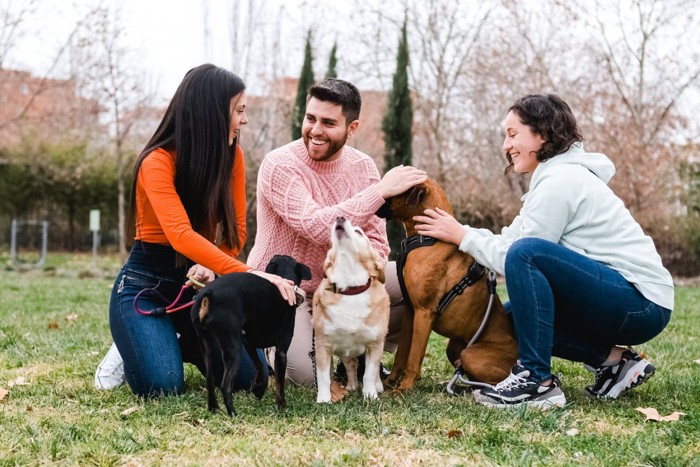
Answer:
[
  {"left": 504, "top": 238, "right": 671, "bottom": 383},
  {"left": 109, "top": 241, "right": 268, "bottom": 397}
]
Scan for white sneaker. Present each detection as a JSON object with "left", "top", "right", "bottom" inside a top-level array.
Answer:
[{"left": 94, "top": 342, "right": 126, "bottom": 389}]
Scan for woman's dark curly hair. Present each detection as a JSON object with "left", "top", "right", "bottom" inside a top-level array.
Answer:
[{"left": 504, "top": 94, "right": 583, "bottom": 174}]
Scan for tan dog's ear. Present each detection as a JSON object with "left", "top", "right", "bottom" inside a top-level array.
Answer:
[
  {"left": 322, "top": 250, "right": 335, "bottom": 278},
  {"left": 406, "top": 186, "right": 427, "bottom": 207},
  {"left": 364, "top": 252, "right": 386, "bottom": 284},
  {"left": 376, "top": 261, "right": 386, "bottom": 284}
]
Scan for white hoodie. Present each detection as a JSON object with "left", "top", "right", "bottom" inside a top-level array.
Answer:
[{"left": 459, "top": 143, "right": 674, "bottom": 310}]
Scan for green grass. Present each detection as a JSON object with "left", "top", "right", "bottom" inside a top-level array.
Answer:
[{"left": 1, "top": 254, "right": 699, "bottom": 466}]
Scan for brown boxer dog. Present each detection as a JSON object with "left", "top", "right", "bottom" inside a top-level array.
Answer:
[{"left": 377, "top": 178, "right": 517, "bottom": 393}]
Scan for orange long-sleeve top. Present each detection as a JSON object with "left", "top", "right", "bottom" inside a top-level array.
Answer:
[{"left": 134, "top": 147, "right": 248, "bottom": 275}]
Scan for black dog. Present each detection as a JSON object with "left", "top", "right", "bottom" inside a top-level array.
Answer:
[{"left": 191, "top": 255, "right": 311, "bottom": 416}]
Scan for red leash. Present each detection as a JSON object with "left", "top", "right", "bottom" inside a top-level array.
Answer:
[{"left": 133, "top": 276, "right": 204, "bottom": 316}]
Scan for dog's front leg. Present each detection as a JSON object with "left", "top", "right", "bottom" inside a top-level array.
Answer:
[
  {"left": 385, "top": 307, "right": 414, "bottom": 387},
  {"left": 315, "top": 344, "right": 333, "bottom": 403},
  {"left": 273, "top": 348, "right": 288, "bottom": 409},
  {"left": 244, "top": 342, "right": 267, "bottom": 400},
  {"left": 394, "top": 307, "right": 433, "bottom": 393},
  {"left": 340, "top": 356, "right": 359, "bottom": 392},
  {"left": 363, "top": 343, "right": 384, "bottom": 399}
]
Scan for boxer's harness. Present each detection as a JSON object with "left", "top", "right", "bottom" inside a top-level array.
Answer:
[{"left": 396, "top": 234, "right": 498, "bottom": 394}]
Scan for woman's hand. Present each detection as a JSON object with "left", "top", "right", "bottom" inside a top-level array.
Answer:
[
  {"left": 248, "top": 270, "right": 297, "bottom": 306},
  {"left": 186, "top": 264, "right": 215, "bottom": 288},
  {"left": 413, "top": 207, "right": 467, "bottom": 246}
]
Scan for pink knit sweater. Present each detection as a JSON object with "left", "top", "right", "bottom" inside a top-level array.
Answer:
[{"left": 247, "top": 139, "right": 389, "bottom": 293}]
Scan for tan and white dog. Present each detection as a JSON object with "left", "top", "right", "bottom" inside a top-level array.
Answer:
[{"left": 312, "top": 217, "right": 390, "bottom": 403}]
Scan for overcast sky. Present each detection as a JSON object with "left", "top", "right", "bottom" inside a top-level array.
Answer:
[{"left": 5, "top": 0, "right": 332, "bottom": 103}]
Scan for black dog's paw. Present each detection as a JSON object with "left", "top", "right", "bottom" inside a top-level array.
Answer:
[{"left": 252, "top": 381, "right": 267, "bottom": 400}]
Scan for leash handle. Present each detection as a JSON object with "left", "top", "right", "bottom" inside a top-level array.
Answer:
[{"left": 133, "top": 280, "right": 197, "bottom": 316}]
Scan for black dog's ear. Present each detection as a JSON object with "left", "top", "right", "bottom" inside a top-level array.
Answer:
[
  {"left": 297, "top": 262, "right": 312, "bottom": 281},
  {"left": 265, "top": 258, "right": 278, "bottom": 275}
]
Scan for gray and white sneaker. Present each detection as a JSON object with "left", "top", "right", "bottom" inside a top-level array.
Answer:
[
  {"left": 584, "top": 349, "right": 655, "bottom": 399},
  {"left": 473, "top": 364, "right": 566, "bottom": 410},
  {"left": 94, "top": 342, "right": 125, "bottom": 390}
]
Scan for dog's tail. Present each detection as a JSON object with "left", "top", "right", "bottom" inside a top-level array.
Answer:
[{"left": 192, "top": 289, "right": 213, "bottom": 324}]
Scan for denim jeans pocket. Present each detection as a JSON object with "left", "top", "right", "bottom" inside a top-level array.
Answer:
[
  {"left": 617, "top": 301, "right": 671, "bottom": 345},
  {"left": 120, "top": 268, "right": 161, "bottom": 290}
]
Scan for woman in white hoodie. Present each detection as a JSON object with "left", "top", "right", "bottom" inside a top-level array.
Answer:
[{"left": 414, "top": 94, "right": 673, "bottom": 409}]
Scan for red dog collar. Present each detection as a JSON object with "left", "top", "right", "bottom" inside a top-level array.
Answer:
[{"left": 326, "top": 278, "right": 372, "bottom": 295}]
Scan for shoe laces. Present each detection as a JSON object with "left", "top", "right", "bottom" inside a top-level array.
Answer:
[
  {"left": 591, "top": 365, "right": 610, "bottom": 386},
  {"left": 494, "top": 371, "right": 528, "bottom": 391}
]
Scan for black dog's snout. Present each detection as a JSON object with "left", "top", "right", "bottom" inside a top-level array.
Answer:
[{"left": 376, "top": 201, "right": 393, "bottom": 219}]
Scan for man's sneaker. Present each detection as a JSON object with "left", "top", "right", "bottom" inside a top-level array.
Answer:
[
  {"left": 473, "top": 364, "right": 566, "bottom": 410},
  {"left": 584, "top": 349, "right": 655, "bottom": 399},
  {"left": 94, "top": 342, "right": 126, "bottom": 390}
]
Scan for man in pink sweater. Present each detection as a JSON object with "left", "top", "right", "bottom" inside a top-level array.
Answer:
[{"left": 247, "top": 79, "right": 426, "bottom": 387}]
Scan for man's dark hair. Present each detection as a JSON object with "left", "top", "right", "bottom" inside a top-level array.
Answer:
[
  {"left": 306, "top": 78, "right": 361, "bottom": 124},
  {"left": 505, "top": 93, "right": 584, "bottom": 173}
]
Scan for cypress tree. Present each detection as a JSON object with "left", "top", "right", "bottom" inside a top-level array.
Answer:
[
  {"left": 382, "top": 19, "right": 414, "bottom": 258},
  {"left": 325, "top": 42, "right": 338, "bottom": 79},
  {"left": 291, "top": 32, "right": 315, "bottom": 140}
]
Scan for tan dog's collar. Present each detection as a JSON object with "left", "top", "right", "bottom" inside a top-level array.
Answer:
[{"left": 326, "top": 278, "right": 372, "bottom": 295}]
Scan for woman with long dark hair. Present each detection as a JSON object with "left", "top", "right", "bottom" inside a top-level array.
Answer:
[
  {"left": 415, "top": 94, "right": 673, "bottom": 409},
  {"left": 95, "top": 64, "right": 297, "bottom": 397}
]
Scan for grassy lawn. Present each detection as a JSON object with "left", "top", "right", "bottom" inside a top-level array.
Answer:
[{"left": 1, "top": 253, "right": 698, "bottom": 466}]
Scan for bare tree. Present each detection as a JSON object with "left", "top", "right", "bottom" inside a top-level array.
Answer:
[
  {"left": 71, "top": 7, "right": 154, "bottom": 260},
  {"left": 403, "top": 0, "right": 495, "bottom": 185},
  {"left": 577, "top": 0, "right": 700, "bottom": 222},
  {"left": 0, "top": 1, "right": 97, "bottom": 135}
]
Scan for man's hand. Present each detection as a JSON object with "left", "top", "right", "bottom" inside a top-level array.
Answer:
[{"left": 376, "top": 165, "right": 427, "bottom": 199}]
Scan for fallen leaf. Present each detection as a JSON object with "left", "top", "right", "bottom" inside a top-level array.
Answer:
[
  {"left": 120, "top": 406, "right": 140, "bottom": 417},
  {"left": 8, "top": 376, "right": 27, "bottom": 387},
  {"left": 65, "top": 313, "right": 78, "bottom": 321},
  {"left": 659, "top": 412, "right": 687, "bottom": 422},
  {"left": 694, "top": 359, "right": 700, "bottom": 365},
  {"left": 636, "top": 407, "right": 687, "bottom": 422},
  {"left": 447, "top": 429, "right": 463, "bottom": 439},
  {"left": 0, "top": 387, "right": 8, "bottom": 401},
  {"left": 566, "top": 428, "right": 579, "bottom": 436},
  {"left": 26, "top": 406, "right": 32, "bottom": 412},
  {"left": 330, "top": 381, "right": 349, "bottom": 403},
  {"left": 48, "top": 321, "right": 59, "bottom": 329}
]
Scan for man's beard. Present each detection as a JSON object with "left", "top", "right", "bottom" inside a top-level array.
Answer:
[{"left": 303, "top": 133, "right": 348, "bottom": 162}]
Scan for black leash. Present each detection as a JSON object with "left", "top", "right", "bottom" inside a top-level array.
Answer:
[{"left": 394, "top": 234, "right": 497, "bottom": 394}]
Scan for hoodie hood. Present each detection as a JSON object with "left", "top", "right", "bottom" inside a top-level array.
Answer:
[{"left": 529, "top": 143, "right": 615, "bottom": 192}]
